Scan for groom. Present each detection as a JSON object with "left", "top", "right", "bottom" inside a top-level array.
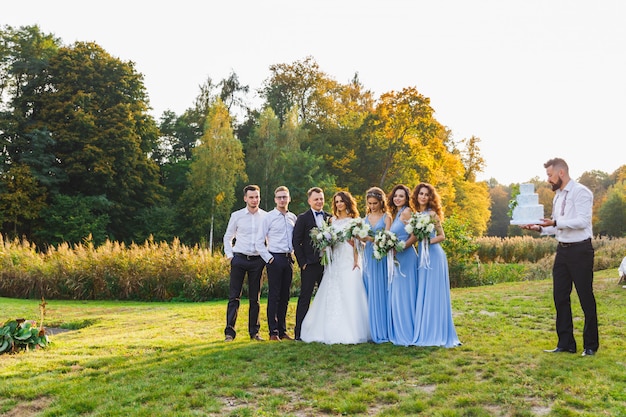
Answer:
[{"left": 292, "top": 187, "right": 330, "bottom": 340}]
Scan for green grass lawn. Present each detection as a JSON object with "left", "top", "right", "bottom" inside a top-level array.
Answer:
[{"left": 1, "top": 270, "right": 625, "bottom": 417}]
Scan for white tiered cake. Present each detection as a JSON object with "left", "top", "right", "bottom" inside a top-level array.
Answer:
[{"left": 510, "top": 183, "right": 544, "bottom": 225}]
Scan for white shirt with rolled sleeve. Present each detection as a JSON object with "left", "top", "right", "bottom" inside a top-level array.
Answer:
[
  {"left": 541, "top": 179, "right": 593, "bottom": 243},
  {"left": 223, "top": 207, "right": 267, "bottom": 259},
  {"left": 255, "top": 208, "right": 297, "bottom": 263}
]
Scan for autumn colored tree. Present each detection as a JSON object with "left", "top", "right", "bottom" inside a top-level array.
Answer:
[
  {"left": 460, "top": 136, "right": 486, "bottom": 182},
  {"left": 0, "top": 164, "right": 46, "bottom": 235},
  {"left": 595, "top": 181, "right": 626, "bottom": 237},
  {"left": 450, "top": 179, "right": 491, "bottom": 236},
  {"left": 486, "top": 183, "right": 511, "bottom": 237}
]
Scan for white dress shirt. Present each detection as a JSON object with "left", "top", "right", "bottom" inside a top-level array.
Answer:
[
  {"left": 255, "top": 208, "right": 297, "bottom": 263},
  {"left": 541, "top": 179, "right": 593, "bottom": 243},
  {"left": 223, "top": 207, "right": 267, "bottom": 259}
]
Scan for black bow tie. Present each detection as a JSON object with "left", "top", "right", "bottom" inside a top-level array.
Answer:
[{"left": 315, "top": 211, "right": 323, "bottom": 216}]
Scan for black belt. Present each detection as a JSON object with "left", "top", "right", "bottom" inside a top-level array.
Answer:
[
  {"left": 270, "top": 252, "right": 292, "bottom": 257},
  {"left": 234, "top": 253, "right": 261, "bottom": 260},
  {"left": 558, "top": 238, "right": 591, "bottom": 248}
]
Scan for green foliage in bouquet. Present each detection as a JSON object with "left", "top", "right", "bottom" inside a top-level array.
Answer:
[
  {"left": 507, "top": 184, "right": 520, "bottom": 218},
  {"left": 0, "top": 319, "right": 49, "bottom": 354}
]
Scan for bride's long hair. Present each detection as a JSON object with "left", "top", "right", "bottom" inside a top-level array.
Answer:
[{"left": 332, "top": 191, "right": 359, "bottom": 218}]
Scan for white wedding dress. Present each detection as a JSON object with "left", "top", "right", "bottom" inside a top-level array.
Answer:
[{"left": 301, "top": 217, "right": 371, "bottom": 344}]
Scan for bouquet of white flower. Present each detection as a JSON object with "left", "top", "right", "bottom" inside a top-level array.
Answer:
[
  {"left": 310, "top": 221, "right": 341, "bottom": 265},
  {"left": 405, "top": 212, "right": 436, "bottom": 269},
  {"left": 405, "top": 212, "right": 435, "bottom": 242},
  {"left": 372, "top": 230, "right": 405, "bottom": 260},
  {"left": 341, "top": 218, "right": 373, "bottom": 241}
]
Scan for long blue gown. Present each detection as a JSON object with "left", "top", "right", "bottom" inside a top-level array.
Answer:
[
  {"left": 363, "top": 213, "right": 389, "bottom": 343},
  {"left": 388, "top": 207, "right": 419, "bottom": 346},
  {"left": 413, "top": 210, "right": 461, "bottom": 348}
]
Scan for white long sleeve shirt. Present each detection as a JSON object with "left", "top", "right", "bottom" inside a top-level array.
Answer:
[
  {"left": 541, "top": 179, "right": 593, "bottom": 243},
  {"left": 255, "top": 208, "right": 297, "bottom": 263},
  {"left": 223, "top": 207, "right": 267, "bottom": 259}
]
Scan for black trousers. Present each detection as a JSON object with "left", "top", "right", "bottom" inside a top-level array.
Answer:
[
  {"left": 266, "top": 253, "right": 294, "bottom": 337},
  {"left": 294, "top": 261, "right": 324, "bottom": 339},
  {"left": 552, "top": 239, "right": 599, "bottom": 352},
  {"left": 224, "top": 254, "right": 265, "bottom": 339}
]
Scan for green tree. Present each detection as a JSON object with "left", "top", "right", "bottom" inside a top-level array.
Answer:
[
  {"left": 0, "top": 25, "right": 61, "bottom": 238},
  {"left": 595, "top": 182, "right": 626, "bottom": 237},
  {"left": 441, "top": 215, "right": 479, "bottom": 287},
  {"left": 261, "top": 56, "right": 340, "bottom": 126},
  {"left": 34, "top": 194, "right": 111, "bottom": 246},
  {"left": 178, "top": 100, "right": 246, "bottom": 249},
  {"left": 31, "top": 41, "right": 164, "bottom": 241},
  {"left": 218, "top": 71, "right": 250, "bottom": 124},
  {"left": 244, "top": 106, "right": 336, "bottom": 211},
  {"left": 244, "top": 107, "right": 283, "bottom": 209},
  {"left": 307, "top": 74, "right": 374, "bottom": 196}
]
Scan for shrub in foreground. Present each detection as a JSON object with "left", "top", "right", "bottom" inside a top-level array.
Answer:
[{"left": 0, "top": 319, "right": 49, "bottom": 354}]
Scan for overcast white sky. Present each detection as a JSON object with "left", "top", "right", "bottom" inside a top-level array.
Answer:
[{"left": 4, "top": 0, "right": 625, "bottom": 185}]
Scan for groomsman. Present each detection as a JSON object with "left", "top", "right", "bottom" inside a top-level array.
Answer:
[
  {"left": 223, "top": 185, "right": 267, "bottom": 342},
  {"left": 292, "top": 187, "right": 330, "bottom": 340},
  {"left": 255, "top": 186, "right": 297, "bottom": 341}
]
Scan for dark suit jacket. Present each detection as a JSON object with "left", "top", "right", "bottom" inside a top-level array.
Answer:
[{"left": 292, "top": 209, "right": 330, "bottom": 268}]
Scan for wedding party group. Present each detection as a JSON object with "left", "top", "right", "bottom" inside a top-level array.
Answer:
[{"left": 222, "top": 183, "right": 461, "bottom": 348}]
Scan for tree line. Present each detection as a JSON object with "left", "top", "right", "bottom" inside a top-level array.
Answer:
[{"left": 1, "top": 25, "right": 624, "bottom": 250}]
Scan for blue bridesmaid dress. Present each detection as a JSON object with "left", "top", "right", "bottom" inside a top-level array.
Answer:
[
  {"left": 413, "top": 210, "right": 461, "bottom": 348},
  {"left": 363, "top": 213, "right": 389, "bottom": 343},
  {"left": 388, "top": 207, "right": 419, "bottom": 346}
]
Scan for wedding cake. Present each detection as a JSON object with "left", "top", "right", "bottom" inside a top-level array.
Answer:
[{"left": 510, "top": 183, "right": 544, "bottom": 225}]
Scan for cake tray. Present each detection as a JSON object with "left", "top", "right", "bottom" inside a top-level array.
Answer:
[{"left": 510, "top": 219, "right": 544, "bottom": 225}]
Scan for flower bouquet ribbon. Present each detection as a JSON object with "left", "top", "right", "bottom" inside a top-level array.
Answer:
[
  {"left": 405, "top": 212, "right": 435, "bottom": 270},
  {"left": 310, "top": 221, "right": 340, "bottom": 266},
  {"left": 372, "top": 229, "right": 405, "bottom": 286},
  {"left": 418, "top": 239, "right": 430, "bottom": 269}
]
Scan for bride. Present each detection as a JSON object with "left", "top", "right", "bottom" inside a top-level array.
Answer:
[{"left": 300, "top": 191, "right": 371, "bottom": 344}]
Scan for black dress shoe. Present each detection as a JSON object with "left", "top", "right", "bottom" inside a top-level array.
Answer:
[
  {"left": 544, "top": 347, "right": 576, "bottom": 353},
  {"left": 581, "top": 349, "right": 596, "bottom": 356}
]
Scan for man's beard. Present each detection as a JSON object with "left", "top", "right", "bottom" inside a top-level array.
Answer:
[{"left": 551, "top": 178, "right": 562, "bottom": 191}]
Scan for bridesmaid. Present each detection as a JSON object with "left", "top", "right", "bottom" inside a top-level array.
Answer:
[
  {"left": 411, "top": 183, "right": 461, "bottom": 348},
  {"left": 361, "top": 187, "right": 392, "bottom": 343},
  {"left": 386, "top": 184, "right": 419, "bottom": 346}
]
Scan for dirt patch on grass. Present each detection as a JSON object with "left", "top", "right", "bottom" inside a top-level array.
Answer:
[
  {"left": 44, "top": 327, "right": 72, "bottom": 336},
  {"left": 2, "top": 397, "right": 53, "bottom": 417}
]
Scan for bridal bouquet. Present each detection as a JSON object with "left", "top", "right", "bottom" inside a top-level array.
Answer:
[
  {"left": 310, "top": 221, "right": 341, "bottom": 265},
  {"left": 341, "top": 218, "right": 372, "bottom": 241},
  {"left": 405, "top": 212, "right": 435, "bottom": 242},
  {"left": 372, "top": 230, "right": 405, "bottom": 260}
]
